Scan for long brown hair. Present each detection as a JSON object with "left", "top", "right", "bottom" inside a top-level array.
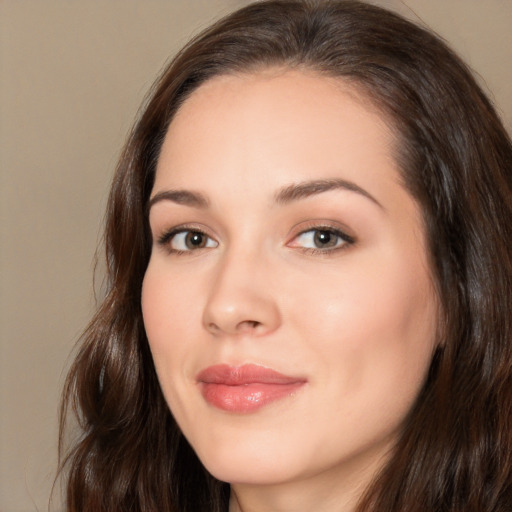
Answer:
[{"left": 58, "top": 1, "right": 512, "bottom": 510}]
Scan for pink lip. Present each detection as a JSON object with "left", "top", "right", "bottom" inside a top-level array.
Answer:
[{"left": 197, "top": 364, "right": 306, "bottom": 413}]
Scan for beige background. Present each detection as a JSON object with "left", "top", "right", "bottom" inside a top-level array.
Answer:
[{"left": 1, "top": 1, "right": 511, "bottom": 511}]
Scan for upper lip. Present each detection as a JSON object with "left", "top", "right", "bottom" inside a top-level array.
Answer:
[{"left": 197, "top": 364, "right": 306, "bottom": 385}]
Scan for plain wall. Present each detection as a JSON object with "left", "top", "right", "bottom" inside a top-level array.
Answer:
[{"left": 1, "top": 1, "right": 510, "bottom": 510}]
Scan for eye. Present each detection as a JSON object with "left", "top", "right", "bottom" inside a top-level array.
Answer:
[
  {"left": 290, "top": 227, "right": 354, "bottom": 252},
  {"left": 159, "top": 229, "right": 218, "bottom": 253}
]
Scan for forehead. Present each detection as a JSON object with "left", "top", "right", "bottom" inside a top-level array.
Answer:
[
  {"left": 154, "top": 68, "right": 401, "bottom": 203},
  {"left": 168, "top": 68, "right": 391, "bottom": 146}
]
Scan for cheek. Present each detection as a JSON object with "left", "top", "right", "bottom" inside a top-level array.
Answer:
[
  {"left": 141, "top": 273, "right": 170, "bottom": 354},
  {"left": 289, "top": 252, "right": 438, "bottom": 400},
  {"left": 142, "top": 261, "right": 203, "bottom": 340},
  {"left": 141, "top": 265, "right": 199, "bottom": 376},
  {"left": 141, "top": 265, "right": 204, "bottom": 422}
]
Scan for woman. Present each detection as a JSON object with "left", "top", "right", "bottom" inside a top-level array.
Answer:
[{"left": 58, "top": 1, "right": 512, "bottom": 511}]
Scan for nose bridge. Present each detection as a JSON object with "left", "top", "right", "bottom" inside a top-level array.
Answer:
[{"left": 202, "top": 241, "right": 281, "bottom": 336}]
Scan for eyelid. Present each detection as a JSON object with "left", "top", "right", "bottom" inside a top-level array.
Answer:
[
  {"left": 287, "top": 220, "right": 355, "bottom": 240},
  {"left": 156, "top": 223, "right": 219, "bottom": 252},
  {"left": 153, "top": 220, "right": 355, "bottom": 255},
  {"left": 286, "top": 221, "right": 356, "bottom": 252}
]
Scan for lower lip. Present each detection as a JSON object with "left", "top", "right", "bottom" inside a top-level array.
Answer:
[{"left": 200, "top": 382, "right": 305, "bottom": 413}]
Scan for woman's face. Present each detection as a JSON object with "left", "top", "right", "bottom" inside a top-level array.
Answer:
[{"left": 142, "top": 69, "right": 439, "bottom": 493}]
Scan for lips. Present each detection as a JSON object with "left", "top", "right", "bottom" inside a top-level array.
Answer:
[{"left": 197, "top": 364, "right": 306, "bottom": 413}]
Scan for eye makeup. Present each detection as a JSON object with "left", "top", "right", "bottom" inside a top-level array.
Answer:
[
  {"left": 154, "top": 218, "right": 356, "bottom": 259},
  {"left": 286, "top": 219, "right": 356, "bottom": 257},
  {"left": 156, "top": 224, "right": 218, "bottom": 255}
]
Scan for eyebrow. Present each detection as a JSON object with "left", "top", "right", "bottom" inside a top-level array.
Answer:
[
  {"left": 148, "top": 189, "right": 209, "bottom": 211},
  {"left": 275, "top": 178, "right": 383, "bottom": 209},
  {"left": 148, "top": 177, "right": 383, "bottom": 212}
]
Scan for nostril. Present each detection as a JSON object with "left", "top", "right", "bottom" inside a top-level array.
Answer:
[
  {"left": 207, "top": 322, "right": 221, "bottom": 333},
  {"left": 237, "top": 320, "right": 261, "bottom": 331},
  {"left": 206, "top": 319, "right": 263, "bottom": 336}
]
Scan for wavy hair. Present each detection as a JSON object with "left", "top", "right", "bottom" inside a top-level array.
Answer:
[{"left": 58, "top": 1, "right": 512, "bottom": 510}]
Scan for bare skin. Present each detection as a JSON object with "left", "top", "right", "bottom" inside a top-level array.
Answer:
[{"left": 142, "top": 69, "right": 439, "bottom": 512}]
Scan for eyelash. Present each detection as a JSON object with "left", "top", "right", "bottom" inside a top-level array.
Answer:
[
  {"left": 156, "top": 224, "right": 355, "bottom": 256},
  {"left": 289, "top": 224, "right": 355, "bottom": 256},
  {"left": 157, "top": 225, "right": 216, "bottom": 255}
]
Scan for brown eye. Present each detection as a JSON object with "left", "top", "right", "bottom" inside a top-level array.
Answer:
[
  {"left": 313, "top": 230, "right": 338, "bottom": 248},
  {"left": 166, "top": 230, "right": 218, "bottom": 252},
  {"left": 185, "top": 231, "right": 207, "bottom": 249},
  {"left": 290, "top": 227, "right": 354, "bottom": 252}
]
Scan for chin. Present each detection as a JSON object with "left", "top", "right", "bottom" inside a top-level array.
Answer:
[
  {"left": 190, "top": 430, "right": 305, "bottom": 485},
  {"left": 203, "top": 456, "right": 298, "bottom": 486}
]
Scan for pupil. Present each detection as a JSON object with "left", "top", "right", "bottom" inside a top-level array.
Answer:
[
  {"left": 186, "top": 232, "right": 205, "bottom": 248},
  {"left": 314, "top": 230, "right": 335, "bottom": 247}
]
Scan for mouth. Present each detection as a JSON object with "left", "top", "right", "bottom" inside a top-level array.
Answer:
[{"left": 196, "top": 364, "right": 307, "bottom": 413}]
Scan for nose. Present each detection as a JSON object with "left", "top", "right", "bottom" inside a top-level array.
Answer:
[{"left": 202, "top": 248, "right": 281, "bottom": 337}]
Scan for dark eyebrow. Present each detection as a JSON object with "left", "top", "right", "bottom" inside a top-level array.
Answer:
[
  {"left": 274, "top": 178, "right": 383, "bottom": 209},
  {"left": 147, "top": 189, "right": 209, "bottom": 211},
  {"left": 148, "top": 178, "right": 382, "bottom": 212}
]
